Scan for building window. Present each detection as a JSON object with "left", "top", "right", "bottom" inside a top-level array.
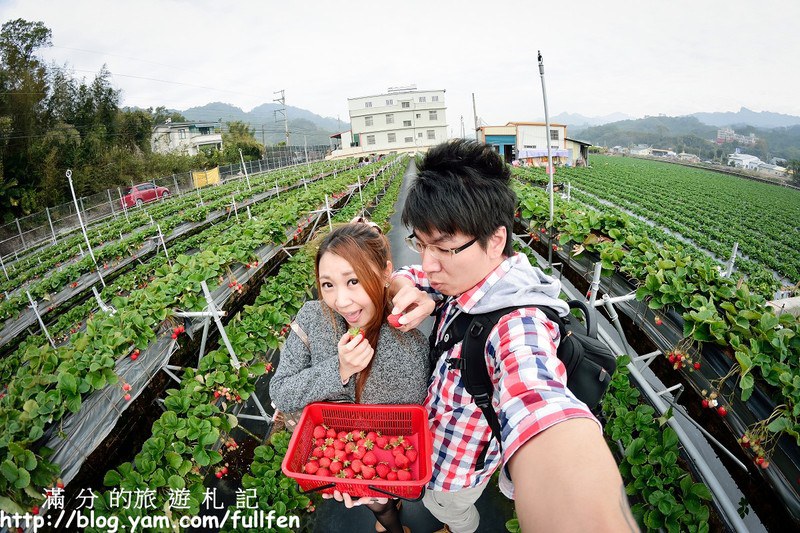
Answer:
[
  {"left": 418, "top": 132, "right": 423, "bottom": 138},
  {"left": 432, "top": 95, "right": 439, "bottom": 102},
  {"left": 388, "top": 133, "right": 396, "bottom": 143},
  {"left": 401, "top": 101, "right": 410, "bottom": 108},
  {"left": 550, "top": 129, "right": 559, "bottom": 141},
  {"left": 429, "top": 110, "right": 438, "bottom": 121},
  {"left": 365, "top": 101, "right": 372, "bottom": 108},
  {"left": 367, "top": 135, "right": 376, "bottom": 145},
  {"left": 403, "top": 120, "right": 412, "bottom": 127},
  {"left": 386, "top": 99, "right": 393, "bottom": 106},
  {"left": 386, "top": 114, "right": 394, "bottom": 124},
  {"left": 419, "top": 96, "right": 426, "bottom": 103},
  {"left": 179, "top": 129, "right": 186, "bottom": 139},
  {"left": 365, "top": 116, "right": 373, "bottom": 126},
  {"left": 404, "top": 136, "right": 413, "bottom": 142},
  {"left": 427, "top": 130, "right": 435, "bottom": 140},
  {"left": 416, "top": 113, "right": 421, "bottom": 119}
]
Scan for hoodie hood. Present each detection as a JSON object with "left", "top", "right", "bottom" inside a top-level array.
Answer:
[{"left": 467, "top": 253, "right": 570, "bottom": 317}]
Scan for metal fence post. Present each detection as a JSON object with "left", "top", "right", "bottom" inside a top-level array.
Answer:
[
  {"left": 173, "top": 174, "right": 181, "bottom": 196},
  {"left": 15, "top": 218, "right": 26, "bottom": 249},
  {"left": 107, "top": 189, "right": 117, "bottom": 219}
]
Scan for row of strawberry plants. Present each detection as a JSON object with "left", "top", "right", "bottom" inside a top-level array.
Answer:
[
  {"left": 528, "top": 157, "right": 800, "bottom": 283},
  {"left": 0, "top": 159, "right": 357, "bottom": 324},
  {"left": 82, "top": 158, "right": 406, "bottom": 530},
  {"left": 0, "top": 159, "right": 354, "bottom": 294},
  {"left": 513, "top": 180, "right": 800, "bottom": 449},
  {"left": 0, "top": 162, "right": 369, "bottom": 388},
  {"left": 513, "top": 166, "right": 785, "bottom": 298},
  {"left": 0, "top": 161, "right": 394, "bottom": 512}
]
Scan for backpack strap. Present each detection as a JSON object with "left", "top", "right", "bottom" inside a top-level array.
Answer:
[{"left": 460, "top": 306, "right": 526, "bottom": 470}]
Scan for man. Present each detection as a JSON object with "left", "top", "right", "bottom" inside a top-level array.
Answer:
[{"left": 390, "top": 140, "right": 637, "bottom": 532}]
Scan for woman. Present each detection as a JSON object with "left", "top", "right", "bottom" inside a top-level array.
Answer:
[{"left": 270, "top": 221, "right": 429, "bottom": 533}]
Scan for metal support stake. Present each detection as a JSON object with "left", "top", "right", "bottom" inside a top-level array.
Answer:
[
  {"left": 723, "top": 242, "right": 738, "bottom": 278},
  {"left": 46, "top": 207, "right": 57, "bottom": 244},
  {"left": 587, "top": 262, "right": 602, "bottom": 307},
  {"left": 78, "top": 243, "right": 84, "bottom": 257},
  {"left": 68, "top": 170, "right": 105, "bottom": 287},
  {"left": 107, "top": 189, "right": 116, "bottom": 218},
  {"left": 91, "top": 286, "right": 116, "bottom": 315},
  {"left": 118, "top": 187, "right": 129, "bottom": 224},
  {"left": 27, "top": 290, "right": 56, "bottom": 349},
  {"left": 156, "top": 224, "right": 171, "bottom": 266},
  {"left": 231, "top": 194, "right": 239, "bottom": 222},
  {"left": 357, "top": 176, "right": 364, "bottom": 205},
  {"left": 239, "top": 149, "right": 252, "bottom": 191},
  {"left": 0, "top": 253, "right": 8, "bottom": 281},
  {"left": 601, "top": 293, "right": 633, "bottom": 355},
  {"left": 246, "top": 205, "right": 252, "bottom": 220},
  {"left": 275, "top": 179, "right": 280, "bottom": 198},
  {"left": 196, "top": 185, "right": 204, "bottom": 206},
  {"left": 173, "top": 175, "right": 181, "bottom": 196},
  {"left": 325, "top": 195, "right": 333, "bottom": 231},
  {"left": 200, "top": 281, "right": 241, "bottom": 369}
]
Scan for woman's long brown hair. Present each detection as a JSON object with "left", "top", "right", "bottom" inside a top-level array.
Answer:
[{"left": 315, "top": 222, "right": 391, "bottom": 402}]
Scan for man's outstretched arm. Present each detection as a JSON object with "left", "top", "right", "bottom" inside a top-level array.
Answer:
[{"left": 508, "top": 418, "right": 638, "bottom": 532}]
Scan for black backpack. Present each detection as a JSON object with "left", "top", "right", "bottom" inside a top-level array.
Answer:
[{"left": 430, "top": 300, "right": 617, "bottom": 470}]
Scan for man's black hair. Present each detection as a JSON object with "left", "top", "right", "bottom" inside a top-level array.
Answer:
[{"left": 402, "top": 139, "right": 516, "bottom": 256}]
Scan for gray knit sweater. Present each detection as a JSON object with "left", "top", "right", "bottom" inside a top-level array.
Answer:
[{"left": 269, "top": 300, "right": 430, "bottom": 412}]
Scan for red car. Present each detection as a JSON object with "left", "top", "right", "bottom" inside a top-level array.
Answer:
[{"left": 120, "top": 183, "right": 170, "bottom": 208}]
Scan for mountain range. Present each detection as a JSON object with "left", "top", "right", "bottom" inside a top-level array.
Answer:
[{"left": 179, "top": 102, "right": 345, "bottom": 146}]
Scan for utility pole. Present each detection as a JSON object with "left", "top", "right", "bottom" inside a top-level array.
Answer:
[
  {"left": 460, "top": 115, "right": 465, "bottom": 139},
  {"left": 538, "top": 51, "right": 555, "bottom": 269},
  {"left": 472, "top": 93, "right": 478, "bottom": 139},
  {"left": 274, "top": 90, "right": 289, "bottom": 147}
]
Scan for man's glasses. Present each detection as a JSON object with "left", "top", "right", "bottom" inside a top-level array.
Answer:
[{"left": 405, "top": 234, "right": 477, "bottom": 261}]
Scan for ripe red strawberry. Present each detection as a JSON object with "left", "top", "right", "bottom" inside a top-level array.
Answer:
[
  {"left": 362, "top": 451, "right": 378, "bottom": 466},
  {"left": 313, "top": 425, "right": 327, "bottom": 440},
  {"left": 352, "top": 446, "right": 366, "bottom": 460},
  {"left": 342, "top": 467, "right": 355, "bottom": 479},
  {"left": 654, "top": 316, "right": 663, "bottom": 326},
  {"left": 392, "top": 446, "right": 405, "bottom": 456},
  {"left": 221, "top": 466, "right": 228, "bottom": 475},
  {"left": 334, "top": 450, "right": 347, "bottom": 462},
  {"left": 387, "top": 471, "right": 398, "bottom": 481},
  {"left": 376, "top": 463, "right": 391, "bottom": 479},
  {"left": 717, "top": 406, "right": 727, "bottom": 416},
  {"left": 366, "top": 431, "right": 378, "bottom": 441},
  {"left": 318, "top": 457, "right": 331, "bottom": 468},
  {"left": 348, "top": 326, "right": 364, "bottom": 339},
  {"left": 130, "top": 353, "right": 138, "bottom": 361},
  {"left": 394, "top": 453, "right": 410, "bottom": 469},
  {"left": 215, "top": 471, "right": 223, "bottom": 479},
  {"left": 324, "top": 447, "right": 336, "bottom": 459},
  {"left": 760, "top": 460, "right": 770, "bottom": 469},
  {"left": 345, "top": 442, "right": 357, "bottom": 454},
  {"left": 317, "top": 467, "right": 330, "bottom": 477},
  {"left": 312, "top": 446, "right": 324, "bottom": 459},
  {"left": 405, "top": 449, "right": 418, "bottom": 463},
  {"left": 31, "top": 506, "right": 39, "bottom": 515},
  {"left": 387, "top": 313, "right": 403, "bottom": 328},
  {"left": 333, "top": 440, "right": 345, "bottom": 451},
  {"left": 337, "top": 431, "right": 350, "bottom": 442},
  {"left": 56, "top": 481, "right": 64, "bottom": 489},
  {"left": 375, "top": 435, "right": 389, "bottom": 449},
  {"left": 361, "top": 466, "right": 376, "bottom": 480},
  {"left": 124, "top": 394, "right": 131, "bottom": 401},
  {"left": 326, "top": 428, "right": 337, "bottom": 439},
  {"left": 329, "top": 460, "right": 343, "bottom": 475},
  {"left": 694, "top": 362, "right": 701, "bottom": 370},
  {"left": 315, "top": 438, "right": 325, "bottom": 447},
  {"left": 122, "top": 383, "right": 131, "bottom": 391},
  {"left": 701, "top": 399, "right": 709, "bottom": 408},
  {"left": 350, "top": 459, "right": 363, "bottom": 473},
  {"left": 396, "top": 469, "right": 412, "bottom": 481}
]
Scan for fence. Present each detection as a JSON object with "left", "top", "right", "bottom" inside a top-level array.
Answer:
[{"left": 0, "top": 145, "right": 331, "bottom": 264}]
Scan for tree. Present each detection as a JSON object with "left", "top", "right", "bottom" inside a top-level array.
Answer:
[{"left": 788, "top": 160, "right": 800, "bottom": 186}]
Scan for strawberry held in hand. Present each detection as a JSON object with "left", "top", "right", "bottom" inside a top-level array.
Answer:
[
  {"left": 387, "top": 313, "right": 403, "bottom": 328},
  {"left": 348, "top": 326, "right": 364, "bottom": 339}
]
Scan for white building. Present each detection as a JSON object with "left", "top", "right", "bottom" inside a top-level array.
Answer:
[
  {"left": 151, "top": 121, "right": 223, "bottom": 156},
  {"left": 727, "top": 153, "right": 762, "bottom": 170},
  {"left": 331, "top": 87, "right": 447, "bottom": 157}
]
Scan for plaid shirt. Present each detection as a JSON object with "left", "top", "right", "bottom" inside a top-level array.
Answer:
[{"left": 395, "top": 254, "right": 598, "bottom": 495}]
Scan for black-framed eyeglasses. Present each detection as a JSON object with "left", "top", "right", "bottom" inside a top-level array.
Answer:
[{"left": 405, "top": 234, "right": 478, "bottom": 260}]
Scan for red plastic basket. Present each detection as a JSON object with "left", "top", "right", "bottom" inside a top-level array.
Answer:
[{"left": 281, "top": 402, "right": 432, "bottom": 500}]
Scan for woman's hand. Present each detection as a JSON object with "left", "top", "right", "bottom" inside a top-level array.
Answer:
[
  {"left": 391, "top": 284, "right": 436, "bottom": 331},
  {"left": 323, "top": 490, "right": 389, "bottom": 508},
  {"left": 337, "top": 332, "right": 374, "bottom": 383}
]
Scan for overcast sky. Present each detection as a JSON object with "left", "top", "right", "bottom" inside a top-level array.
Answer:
[{"left": 3, "top": 0, "right": 799, "bottom": 136}]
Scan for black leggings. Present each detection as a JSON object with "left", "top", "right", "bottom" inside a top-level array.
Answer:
[{"left": 366, "top": 499, "right": 403, "bottom": 533}]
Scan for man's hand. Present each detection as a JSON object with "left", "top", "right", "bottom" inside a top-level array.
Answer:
[
  {"left": 390, "top": 284, "right": 435, "bottom": 331},
  {"left": 323, "top": 490, "right": 388, "bottom": 507},
  {"left": 337, "top": 332, "right": 374, "bottom": 383}
]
